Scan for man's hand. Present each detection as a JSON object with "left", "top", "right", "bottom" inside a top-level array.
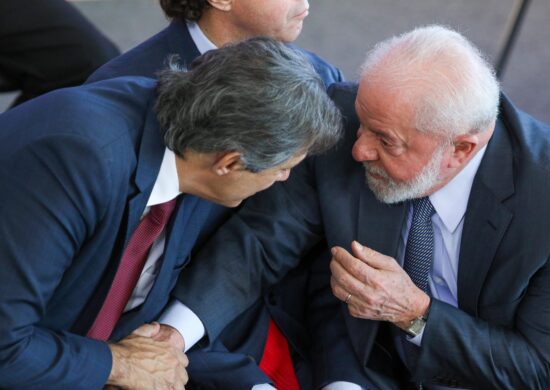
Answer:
[
  {"left": 106, "top": 322, "right": 188, "bottom": 390},
  {"left": 330, "top": 241, "right": 430, "bottom": 329},
  {"left": 150, "top": 323, "right": 185, "bottom": 350}
]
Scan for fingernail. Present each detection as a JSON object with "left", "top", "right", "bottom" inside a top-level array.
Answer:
[{"left": 353, "top": 240, "right": 363, "bottom": 250}]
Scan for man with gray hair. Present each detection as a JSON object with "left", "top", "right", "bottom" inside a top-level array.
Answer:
[
  {"left": 0, "top": 37, "right": 341, "bottom": 389},
  {"left": 88, "top": 2, "right": 344, "bottom": 385},
  {"left": 170, "top": 25, "right": 550, "bottom": 389}
]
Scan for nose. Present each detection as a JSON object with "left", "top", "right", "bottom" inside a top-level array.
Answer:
[{"left": 351, "top": 127, "right": 378, "bottom": 162}]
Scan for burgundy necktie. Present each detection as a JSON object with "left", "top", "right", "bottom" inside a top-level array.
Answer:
[
  {"left": 259, "top": 318, "right": 300, "bottom": 390},
  {"left": 87, "top": 198, "right": 177, "bottom": 341}
]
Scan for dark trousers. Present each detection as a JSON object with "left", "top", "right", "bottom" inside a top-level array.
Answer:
[{"left": 0, "top": 0, "right": 119, "bottom": 106}]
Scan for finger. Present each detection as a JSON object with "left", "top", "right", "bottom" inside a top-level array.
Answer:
[
  {"left": 182, "top": 366, "right": 189, "bottom": 384},
  {"left": 155, "top": 324, "right": 185, "bottom": 350},
  {"left": 351, "top": 241, "right": 397, "bottom": 270},
  {"left": 331, "top": 246, "right": 375, "bottom": 283},
  {"left": 131, "top": 322, "right": 160, "bottom": 338},
  {"left": 330, "top": 259, "right": 374, "bottom": 302},
  {"left": 177, "top": 367, "right": 188, "bottom": 389},
  {"left": 182, "top": 353, "right": 189, "bottom": 368},
  {"left": 330, "top": 274, "right": 351, "bottom": 302}
]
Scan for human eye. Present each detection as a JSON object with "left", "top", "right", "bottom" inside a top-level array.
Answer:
[{"left": 379, "top": 136, "right": 393, "bottom": 148}]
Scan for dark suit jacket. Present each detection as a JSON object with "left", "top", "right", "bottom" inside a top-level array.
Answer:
[
  {"left": 174, "top": 82, "right": 550, "bottom": 389},
  {"left": 88, "top": 19, "right": 344, "bottom": 389},
  {"left": 0, "top": 76, "right": 228, "bottom": 389}
]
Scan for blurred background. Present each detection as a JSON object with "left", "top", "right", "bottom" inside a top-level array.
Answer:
[{"left": 1, "top": 0, "right": 549, "bottom": 122}]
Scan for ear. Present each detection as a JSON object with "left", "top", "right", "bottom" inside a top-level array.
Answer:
[
  {"left": 448, "top": 134, "right": 479, "bottom": 168},
  {"left": 212, "top": 151, "right": 244, "bottom": 175},
  {"left": 206, "top": 0, "right": 233, "bottom": 12}
]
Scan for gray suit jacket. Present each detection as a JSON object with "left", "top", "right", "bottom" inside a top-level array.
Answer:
[{"left": 174, "top": 82, "right": 550, "bottom": 389}]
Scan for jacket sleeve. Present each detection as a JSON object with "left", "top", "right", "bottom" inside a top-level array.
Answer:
[
  {"left": 171, "top": 157, "right": 325, "bottom": 343},
  {"left": 0, "top": 134, "right": 114, "bottom": 389}
]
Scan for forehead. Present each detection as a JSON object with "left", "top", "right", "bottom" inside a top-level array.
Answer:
[{"left": 356, "top": 80, "right": 416, "bottom": 133}]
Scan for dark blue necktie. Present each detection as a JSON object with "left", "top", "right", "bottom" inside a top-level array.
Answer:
[
  {"left": 400, "top": 197, "right": 436, "bottom": 381},
  {"left": 404, "top": 197, "right": 435, "bottom": 293}
]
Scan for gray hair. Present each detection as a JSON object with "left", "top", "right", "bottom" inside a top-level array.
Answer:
[
  {"left": 361, "top": 25, "right": 500, "bottom": 137},
  {"left": 155, "top": 37, "right": 342, "bottom": 172}
]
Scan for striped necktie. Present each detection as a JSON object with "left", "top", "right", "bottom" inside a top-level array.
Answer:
[{"left": 403, "top": 197, "right": 435, "bottom": 293}]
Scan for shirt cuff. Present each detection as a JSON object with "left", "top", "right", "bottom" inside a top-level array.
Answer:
[
  {"left": 406, "top": 326, "right": 425, "bottom": 347},
  {"left": 252, "top": 385, "right": 276, "bottom": 390},
  {"left": 323, "top": 382, "right": 363, "bottom": 390},
  {"left": 158, "top": 300, "right": 205, "bottom": 352}
]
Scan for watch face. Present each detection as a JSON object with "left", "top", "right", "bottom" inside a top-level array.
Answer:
[{"left": 406, "top": 317, "right": 426, "bottom": 337}]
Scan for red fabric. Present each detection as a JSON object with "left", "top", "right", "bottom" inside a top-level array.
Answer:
[
  {"left": 87, "top": 198, "right": 177, "bottom": 341},
  {"left": 259, "top": 318, "right": 300, "bottom": 390}
]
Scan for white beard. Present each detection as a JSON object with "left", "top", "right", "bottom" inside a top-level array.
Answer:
[{"left": 363, "top": 144, "right": 446, "bottom": 204}]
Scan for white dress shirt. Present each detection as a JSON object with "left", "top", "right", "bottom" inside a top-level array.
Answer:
[{"left": 123, "top": 148, "right": 181, "bottom": 312}]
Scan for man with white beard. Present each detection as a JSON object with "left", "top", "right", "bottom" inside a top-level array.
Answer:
[{"left": 170, "top": 25, "right": 550, "bottom": 389}]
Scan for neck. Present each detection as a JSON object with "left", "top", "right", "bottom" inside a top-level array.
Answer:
[
  {"left": 197, "top": 10, "right": 243, "bottom": 47},
  {"left": 174, "top": 151, "right": 206, "bottom": 195}
]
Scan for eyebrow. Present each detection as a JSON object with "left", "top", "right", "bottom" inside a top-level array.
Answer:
[{"left": 366, "top": 125, "right": 399, "bottom": 144}]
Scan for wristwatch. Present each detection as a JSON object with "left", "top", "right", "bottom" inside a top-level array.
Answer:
[{"left": 404, "top": 299, "right": 432, "bottom": 337}]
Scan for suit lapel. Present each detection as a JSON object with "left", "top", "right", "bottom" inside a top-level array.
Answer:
[
  {"left": 457, "top": 118, "right": 514, "bottom": 315},
  {"left": 72, "top": 96, "right": 165, "bottom": 335},
  {"left": 345, "top": 180, "right": 407, "bottom": 366},
  {"left": 122, "top": 96, "right": 166, "bottom": 243}
]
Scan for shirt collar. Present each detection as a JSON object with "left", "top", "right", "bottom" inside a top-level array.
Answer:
[
  {"left": 147, "top": 148, "right": 181, "bottom": 206},
  {"left": 429, "top": 146, "right": 487, "bottom": 234},
  {"left": 145, "top": 21, "right": 211, "bottom": 208},
  {"left": 186, "top": 21, "right": 217, "bottom": 54}
]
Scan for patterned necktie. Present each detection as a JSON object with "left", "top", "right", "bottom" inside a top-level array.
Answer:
[
  {"left": 259, "top": 318, "right": 300, "bottom": 390},
  {"left": 87, "top": 198, "right": 178, "bottom": 341},
  {"left": 403, "top": 197, "right": 435, "bottom": 293}
]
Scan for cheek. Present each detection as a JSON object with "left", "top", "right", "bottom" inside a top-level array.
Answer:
[{"left": 383, "top": 161, "right": 421, "bottom": 183}]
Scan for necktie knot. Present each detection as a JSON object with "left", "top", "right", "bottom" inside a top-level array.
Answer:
[
  {"left": 148, "top": 198, "right": 177, "bottom": 225},
  {"left": 411, "top": 197, "right": 435, "bottom": 224}
]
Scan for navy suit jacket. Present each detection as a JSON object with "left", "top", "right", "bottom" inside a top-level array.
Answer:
[
  {"left": 0, "top": 77, "right": 228, "bottom": 389},
  {"left": 88, "top": 19, "right": 344, "bottom": 389},
  {"left": 174, "top": 82, "right": 550, "bottom": 389}
]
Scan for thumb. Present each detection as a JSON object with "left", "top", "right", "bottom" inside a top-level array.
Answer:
[
  {"left": 351, "top": 241, "right": 390, "bottom": 269},
  {"left": 131, "top": 322, "right": 160, "bottom": 338}
]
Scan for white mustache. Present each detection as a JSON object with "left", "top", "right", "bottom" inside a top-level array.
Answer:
[{"left": 363, "top": 163, "right": 390, "bottom": 180}]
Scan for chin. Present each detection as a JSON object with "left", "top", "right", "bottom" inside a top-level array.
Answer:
[
  {"left": 280, "top": 26, "right": 302, "bottom": 42},
  {"left": 223, "top": 199, "right": 243, "bottom": 208}
]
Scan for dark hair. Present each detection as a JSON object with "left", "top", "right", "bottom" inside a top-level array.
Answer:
[
  {"left": 155, "top": 37, "right": 342, "bottom": 172},
  {"left": 159, "top": 0, "right": 209, "bottom": 21}
]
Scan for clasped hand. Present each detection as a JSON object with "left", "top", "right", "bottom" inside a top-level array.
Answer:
[{"left": 107, "top": 322, "right": 188, "bottom": 389}]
